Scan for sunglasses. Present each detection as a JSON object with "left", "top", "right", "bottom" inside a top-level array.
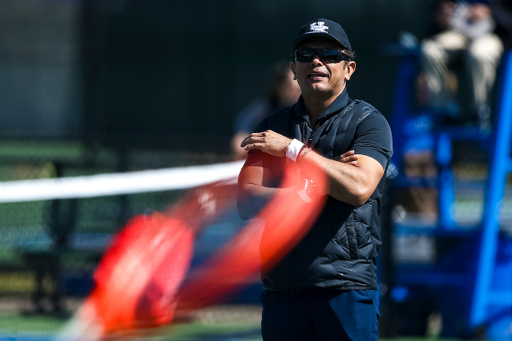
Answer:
[{"left": 294, "top": 48, "right": 352, "bottom": 63}]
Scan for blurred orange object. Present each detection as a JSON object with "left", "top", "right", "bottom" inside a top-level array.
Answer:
[
  {"left": 77, "top": 160, "right": 327, "bottom": 338},
  {"left": 83, "top": 214, "right": 194, "bottom": 333},
  {"left": 78, "top": 183, "right": 237, "bottom": 336}
]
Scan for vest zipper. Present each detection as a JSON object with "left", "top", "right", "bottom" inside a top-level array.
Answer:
[{"left": 302, "top": 118, "right": 322, "bottom": 147}]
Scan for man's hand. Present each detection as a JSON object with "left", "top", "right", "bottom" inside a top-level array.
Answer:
[
  {"left": 337, "top": 150, "right": 359, "bottom": 166},
  {"left": 240, "top": 130, "right": 292, "bottom": 157}
]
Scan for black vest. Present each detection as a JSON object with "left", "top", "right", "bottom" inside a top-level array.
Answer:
[{"left": 258, "top": 94, "right": 386, "bottom": 292}]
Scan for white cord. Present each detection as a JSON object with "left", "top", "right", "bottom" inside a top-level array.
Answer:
[{"left": 0, "top": 161, "right": 245, "bottom": 203}]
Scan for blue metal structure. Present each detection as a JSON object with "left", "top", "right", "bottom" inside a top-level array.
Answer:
[
  {"left": 389, "top": 44, "right": 467, "bottom": 232},
  {"left": 390, "top": 44, "right": 512, "bottom": 338},
  {"left": 470, "top": 50, "right": 512, "bottom": 337}
]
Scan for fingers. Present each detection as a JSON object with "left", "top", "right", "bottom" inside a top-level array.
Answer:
[
  {"left": 240, "top": 131, "right": 270, "bottom": 148},
  {"left": 240, "top": 135, "right": 265, "bottom": 148},
  {"left": 337, "top": 150, "right": 358, "bottom": 165},
  {"left": 239, "top": 130, "right": 290, "bottom": 157},
  {"left": 243, "top": 142, "right": 265, "bottom": 151}
]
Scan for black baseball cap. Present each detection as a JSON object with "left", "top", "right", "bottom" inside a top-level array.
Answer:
[{"left": 292, "top": 18, "right": 352, "bottom": 52}]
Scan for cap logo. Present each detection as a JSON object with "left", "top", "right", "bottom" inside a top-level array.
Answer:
[{"left": 309, "top": 21, "right": 329, "bottom": 33}]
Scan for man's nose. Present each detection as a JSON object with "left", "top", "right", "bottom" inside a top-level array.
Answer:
[{"left": 311, "top": 54, "right": 323, "bottom": 65}]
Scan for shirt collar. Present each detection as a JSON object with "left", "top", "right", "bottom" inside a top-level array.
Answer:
[{"left": 294, "top": 87, "right": 351, "bottom": 124}]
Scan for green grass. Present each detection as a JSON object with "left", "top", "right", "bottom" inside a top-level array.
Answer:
[
  {"left": 0, "top": 312, "right": 262, "bottom": 340},
  {"left": 0, "top": 313, "right": 66, "bottom": 334},
  {"left": 159, "top": 321, "right": 262, "bottom": 340},
  {"left": 0, "top": 311, "right": 458, "bottom": 341}
]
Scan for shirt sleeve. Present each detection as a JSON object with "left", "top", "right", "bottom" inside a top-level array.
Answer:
[{"left": 350, "top": 112, "right": 393, "bottom": 170}]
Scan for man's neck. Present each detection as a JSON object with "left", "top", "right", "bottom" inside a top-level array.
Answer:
[{"left": 303, "top": 88, "right": 344, "bottom": 126}]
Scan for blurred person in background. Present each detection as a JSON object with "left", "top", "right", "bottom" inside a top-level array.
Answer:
[
  {"left": 238, "top": 18, "right": 392, "bottom": 341},
  {"left": 419, "top": 0, "right": 503, "bottom": 129},
  {"left": 231, "top": 60, "right": 301, "bottom": 160},
  {"left": 400, "top": 0, "right": 504, "bottom": 218}
]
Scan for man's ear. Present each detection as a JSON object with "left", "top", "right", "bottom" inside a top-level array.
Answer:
[
  {"left": 290, "top": 61, "right": 297, "bottom": 80},
  {"left": 345, "top": 61, "right": 356, "bottom": 81}
]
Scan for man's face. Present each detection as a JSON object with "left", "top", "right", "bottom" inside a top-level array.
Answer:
[{"left": 291, "top": 38, "right": 356, "bottom": 98}]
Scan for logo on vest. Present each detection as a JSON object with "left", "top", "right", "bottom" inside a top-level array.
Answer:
[{"left": 309, "top": 21, "right": 329, "bottom": 33}]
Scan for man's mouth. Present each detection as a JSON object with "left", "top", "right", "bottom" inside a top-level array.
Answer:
[{"left": 308, "top": 71, "right": 328, "bottom": 80}]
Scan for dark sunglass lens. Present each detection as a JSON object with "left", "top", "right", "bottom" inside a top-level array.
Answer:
[
  {"left": 296, "top": 48, "right": 315, "bottom": 62},
  {"left": 318, "top": 49, "right": 339, "bottom": 61}
]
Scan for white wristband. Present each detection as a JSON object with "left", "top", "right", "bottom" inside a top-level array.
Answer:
[{"left": 286, "top": 139, "right": 304, "bottom": 162}]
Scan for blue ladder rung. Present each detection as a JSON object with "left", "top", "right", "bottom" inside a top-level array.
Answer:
[{"left": 487, "top": 292, "right": 512, "bottom": 305}]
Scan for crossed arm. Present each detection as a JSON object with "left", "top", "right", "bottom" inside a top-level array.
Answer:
[{"left": 237, "top": 130, "right": 385, "bottom": 219}]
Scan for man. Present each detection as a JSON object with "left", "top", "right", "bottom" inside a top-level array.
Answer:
[
  {"left": 420, "top": 0, "right": 503, "bottom": 129},
  {"left": 237, "top": 18, "right": 393, "bottom": 341}
]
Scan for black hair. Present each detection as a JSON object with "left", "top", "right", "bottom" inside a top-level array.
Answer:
[{"left": 343, "top": 49, "right": 356, "bottom": 61}]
